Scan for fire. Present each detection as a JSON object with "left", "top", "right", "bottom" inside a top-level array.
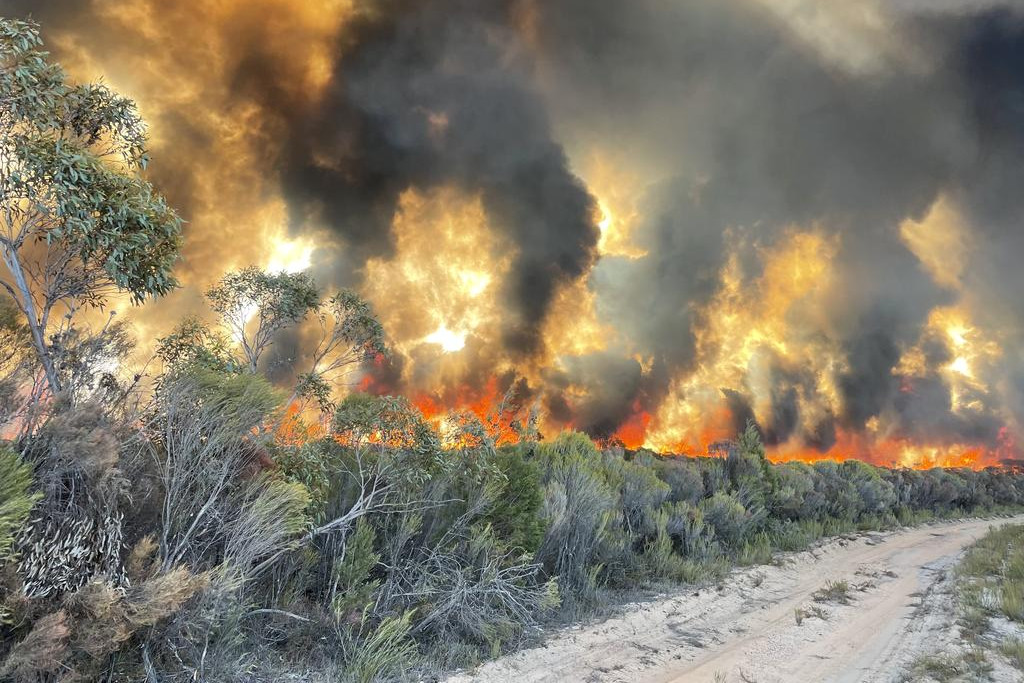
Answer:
[
  {"left": 266, "top": 233, "right": 315, "bottom": 275},
  {"left": 424, "top": 325, "right": 468, "bottom": 353},
  {"left": 36, "top": 3, "right": 1024, "bottom": 473},
  {"left": 607, "top": 402, "right": 651, "bottom": 449},
  {"left": 767, "top": 427, "right": 999, "bottom": 469},
  {"left": 188, "top": 182, "right": 1021, "bottom": 472},
  {"left": 896, "top": 306, "right": 1001, "bottom": 415},
  {"left": 362, "top": 186, "right": 512, "bottom": 378},
  {"left": 409, "top": 377, "right": 525, "bottom": 447},
  {"left": 578, "top": 153, "right": 647, "bottom": 259},
  {"left": 644, "top": 229, "right": 843, "bottom": 453},
  {"left": 413, "top": 377, "right": 503, "bottom": 423},
  {"left": 276, "top": 401, "right": 324, "bottom": 446}
]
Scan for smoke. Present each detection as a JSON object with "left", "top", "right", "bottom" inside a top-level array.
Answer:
[
  {"left": 5, "top": 0, "right": 1024, "bottom": 465},
  {"left": 526, "top": 0, "right": 1024, "bottom": 461},
  {"left": 273, "top": 0, "right": 599, "bottom": 355}
]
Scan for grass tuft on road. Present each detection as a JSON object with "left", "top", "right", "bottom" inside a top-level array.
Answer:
[{"left": 812, "top": 580, "right": 853, "bottom": 605}]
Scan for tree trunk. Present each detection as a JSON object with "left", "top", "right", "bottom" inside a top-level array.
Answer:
[{"left": 1, "top": 245, "right": 62, "bottom": 393}]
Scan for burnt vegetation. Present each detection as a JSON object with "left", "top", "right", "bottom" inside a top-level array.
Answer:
[{"left": 2, "top": 15, "right": 1024, "bottom": 683}]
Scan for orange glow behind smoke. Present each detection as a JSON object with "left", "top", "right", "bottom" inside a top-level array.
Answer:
[
  {"left": 360, "top": 207, "right": 1011, "bottom": 470},
  {"left": 343, "top": 192, "right": 1015, "bottom": 470},
  {"left": 251, "top": 183, "right": 1021, "bottom": 471},
  {"left": 37, "top": 7, "right": 1020, "bottom": 472}
]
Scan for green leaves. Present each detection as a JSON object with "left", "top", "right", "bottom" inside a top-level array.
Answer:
[
  {"left": 29, "top": 137, "right": 182, "bottom": 301},
  {"left": 331, "top": 393, "right": 444, "bottom": 486},
  {"left": 326, "top": 289, "right": 388, "bottom": 361},
  {"left": 207, "top": 267, "right": 320, "bottom": 327},
  {"left": 0, "top": 446, "right": 38, "bottom": 563},
  {"left": 0, "top": 18, "right": 65, "bottom": 123},
  {"left": 156, "top": 316, "right": 241, "bottom": 374},
  {"left": 330, "top": 520, "right": 380, "bottom": 620},
  {"left": 0, "top": 17, "right": 182, "bottom": 392},
  {"left": 161, "top": 366, "right": 283, "bottom": 449},
  {"left": 206, "top": 267, "right": 319, "bottom": 371},
  {"left": 333, "top": 393, "right": 441, "bottom": 456}
]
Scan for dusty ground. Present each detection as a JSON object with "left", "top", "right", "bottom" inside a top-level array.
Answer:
[{"left": 446, "top": 516, "right": 1024, "bottom": 683}]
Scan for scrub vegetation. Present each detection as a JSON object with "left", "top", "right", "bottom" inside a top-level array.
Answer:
[{"left": 2, "top": 16, "right": 1024, "bottom": 683}]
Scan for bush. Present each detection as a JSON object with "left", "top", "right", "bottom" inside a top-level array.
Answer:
[
  {"left": 699, "top": 492, "right": 750, "bottom": 550},
  {"left": 1, "top": 611, "right": 69, "bottom": 682},
  {"left": 485, "top": 449, "right": 546, "bottom": 554},
  {"left": 339, "top": 611, "right": 417, "bottom": 683},
  {"left": 648, "top": 456, "right": 702, "bottom": 505},
  {"left": 618, "top": 455, "right": 671, "bottom": 540},
  {"left": 534, "top": 432, "right": 620, "bottom": 608},
  {"left": 0, "top": 448, "right": 35, "bottom": 563}
]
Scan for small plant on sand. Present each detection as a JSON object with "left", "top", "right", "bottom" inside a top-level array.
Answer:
[
  {"left": 812, "top": 580, "right": 852, "bottom": 605},
  {"left": 793, "top": 604, "right": 828, "bottom": 625},
  {"left": 904, "top": 653, "right": 968, "bottom": 682}
]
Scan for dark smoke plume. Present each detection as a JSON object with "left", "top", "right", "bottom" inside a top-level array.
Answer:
[{"left": 7, "top": 0, "right": 1024, "bottom": 461}]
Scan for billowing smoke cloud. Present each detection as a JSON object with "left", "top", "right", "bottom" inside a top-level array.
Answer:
[
  {"left": 6, "top": 0, "right": 1024, "bottom": 466},
  {"left": 526, "top": 0, "right": 1024, "bottom": 461}
]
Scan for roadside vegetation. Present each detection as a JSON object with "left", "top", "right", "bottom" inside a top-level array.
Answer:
[
  {"left": 905, "top": 523, "right": 1024, "bottom": 682},
  {"left": 2, "top": 16, "right": 1024, "bottom": 683}
]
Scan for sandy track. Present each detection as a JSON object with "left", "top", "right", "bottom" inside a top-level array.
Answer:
[{"left": 447, "top": 516, "right": 1024, "bottom": 683}]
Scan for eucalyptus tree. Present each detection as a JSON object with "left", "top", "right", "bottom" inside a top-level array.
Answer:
[
  {"left": 294, "top": 289, "right": 387, "bottom": 411},
  {"left": 0, "top": 18, "right": 182, "bottom": 395},
  {"left": 205, "top": 266, "right": 319, "bottom": 374},
  {"left": 206, "top": 266, "right": 388, "bottom": 413}
]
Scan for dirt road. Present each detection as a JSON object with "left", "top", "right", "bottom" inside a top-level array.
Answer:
[{"left": 447, "top": 516, "right": 1023, "bottom": 683}]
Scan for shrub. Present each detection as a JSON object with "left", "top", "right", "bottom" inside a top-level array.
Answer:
[
  {"left": 340, "top": 611, "right": 417, "bottom": 683},
  {"left": 812, "top": 580, "right": 852, "bottom": 605},
  {"left": 485, "top": 449, "right": 546, "bottom": 554},
  {"left": 1000, "top": 638, "right": 1024, "bottom": 671},
  {"left": 152, "top": 367, "right": 283, "bottom": 570},
  {"left": 737, "top": 532, "right": 773, "bottom": 566},
  {"left": 1, "top": 611, "right": 69, "bottom": 682},
  {"left": 0, "top": 448, "right": 36, "bottom": 563},
  {"left": 618, "top": 456, "right": 671, "bottom": 540},
  {"left": 534, "top": 433, "right": 619, "bottom": 607},
  {"left": 330, "top": 519, "right": 381, "bottom": 621},
  {"left": 651, "top": 456, "right": 705, "bottom": 505},
  {"left": 663, "top": 501, "right": 716, "bottom": 560},
  {"left": 699, "top": 492, "right": 750, "bottom": 550},
  {"left": 769, "top": 462, "right": 819, "bottom": 520}
]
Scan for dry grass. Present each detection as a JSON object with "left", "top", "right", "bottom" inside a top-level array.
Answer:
[
  {"left": 812, "top": 580, "right": 853, "bottom": 605},
  {"left": 1, "top": 610, "right": 70, "bottom": 681},
  {"left": 958, "top": 524, "right": 1024, "bottom": 625},
  {"left": 793, "top": 604, "right": 828, "bottom": 625},
  {"left": 937, "top": 523, "right": 1024, "bottom": 678},
  {"left": 904, "top": 653, "right": 968, "bottom": 682}
]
